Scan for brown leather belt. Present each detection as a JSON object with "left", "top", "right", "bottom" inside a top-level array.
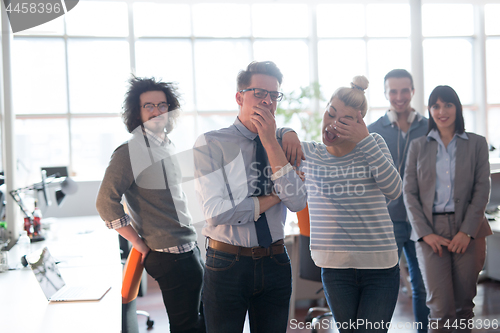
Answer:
[{"left": 207, "top": 238, "right": 285, "bottom": 257}]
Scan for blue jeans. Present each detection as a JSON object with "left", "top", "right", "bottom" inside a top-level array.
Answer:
[
  {"left": 322, "top": 265, "right": 400, "bottom": 333},
  {"left": 393, "top": 221, "right": 430, "bottom": 333},
  {"left": 143, "top": 246, "right": 205, "bottom": 333},
  {"left": 202, "top": 247, "right": 292, "bottom": 333}
]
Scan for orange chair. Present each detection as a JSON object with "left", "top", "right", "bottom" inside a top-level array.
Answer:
[
  {"left": 122, "top": 247, "right": 145, "bottom": 304},
  {"left": 121, "top": 247, "right": 154, "bottom": 332},
  {"left": 297, "top": 204, "right": 311, "bottom": 237},
  {"left": 296, "top": 205, "right": 332, "bottom": 331}
]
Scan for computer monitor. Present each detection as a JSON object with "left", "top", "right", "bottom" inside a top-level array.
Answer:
[
  {"left": 41, "top": 167, "right": 68, "bottom": 178},
  {"left": 487, "top": 169, "right": 500, "bottom": 214},
  {"left": 38, "top": 167, "right": 69, "bottom": 207}
]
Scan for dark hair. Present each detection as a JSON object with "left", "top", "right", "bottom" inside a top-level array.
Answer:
[
  {"left": 236, "top": 61, "right": 283, "bottom": 91},
  {"left": 122, "top": 76, "right": 181, "bottom": 133},
  {"left": 384, "top": 69, "right": 414, "bottom": 91},
  {"left": 427, "top": 85, "right": 465, "bottom": 135}
]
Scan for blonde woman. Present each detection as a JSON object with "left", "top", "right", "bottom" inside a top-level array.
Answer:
[{"left": 281, "top": 76, "right": 401, "bottom": 333}]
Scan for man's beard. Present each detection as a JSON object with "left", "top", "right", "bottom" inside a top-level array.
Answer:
[{"left": 164, "top": 109, "right": 179, "bottom": 134}]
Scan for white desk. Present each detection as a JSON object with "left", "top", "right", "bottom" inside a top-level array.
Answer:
[
  {"left": 484, "top": 217, "right": 500, "bottom": 281},
  {"left": 0, "top": 216, "right": 122, "bottom": 333}
]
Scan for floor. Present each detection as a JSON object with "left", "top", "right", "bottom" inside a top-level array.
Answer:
[{"left": 136, "top": 275, "right": 500, "bottom": 333}]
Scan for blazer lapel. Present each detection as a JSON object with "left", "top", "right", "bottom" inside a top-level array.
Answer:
[
  {"left": 423, "top": 140, "right": 437, "bottom": 224},
  {"left": 454, "top": 138, "right": 465, "bottom": 197},
  {"left": 453, "top": 137, "right": 467, "bottom": 223}
]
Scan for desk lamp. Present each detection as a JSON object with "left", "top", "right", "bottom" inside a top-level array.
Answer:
[{"left": 9, "top": 170, "right": 78, "bottom": 243}]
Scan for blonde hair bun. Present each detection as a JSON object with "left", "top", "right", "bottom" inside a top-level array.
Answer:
[{"left": 351, "top": 75, "right": 369, "bottom": 92}]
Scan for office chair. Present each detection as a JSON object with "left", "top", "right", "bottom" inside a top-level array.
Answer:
[
  {"left": 297, "top": 205, "right": 333, "bottom": 333},
  {"left": 121, "top": 241, "right": 154, "bottom": 332}
]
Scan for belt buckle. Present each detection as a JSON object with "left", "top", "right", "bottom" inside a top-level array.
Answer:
[{"left": 251, "top": 247, "right": 266, "bottom": 259}]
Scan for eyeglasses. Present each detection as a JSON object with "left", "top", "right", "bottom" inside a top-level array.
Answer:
[
  {"left": 142, "top": 102, "right": 170, "bottom": 113},
  {"left": 239, "top": 88, "right": 284, "bottom": 102}
]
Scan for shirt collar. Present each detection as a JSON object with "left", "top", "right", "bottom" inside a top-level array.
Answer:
[
  {"left": 234, "top": 117, "right": 258, "bottom": 140},
  {"left": 427, "top": 129, "right": 468, "bottom": 142},
  {"left": 143, "top": 127, "right": 169, "bottom": 146}
]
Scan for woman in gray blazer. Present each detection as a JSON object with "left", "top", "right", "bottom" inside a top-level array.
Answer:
[{"left": 403, "top": 85, "right": 492, "bottom": 333}]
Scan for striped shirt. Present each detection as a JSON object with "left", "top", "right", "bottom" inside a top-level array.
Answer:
[{"left": 302, "top": 133, "right": 400, "bottom": 269}]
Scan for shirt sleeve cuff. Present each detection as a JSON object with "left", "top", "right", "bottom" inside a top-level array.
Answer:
[
  {"left": 270, "top": 163, "right": 294, "bottom": 181},
  {"left": 105, "top": 214, "right": 132, "bottom": 230},
  {"left": 276, "top": 127, "right": 296, "bottom": 140},
  {"left": 251, "top": 197, "right": 260, "bottom": 221}
]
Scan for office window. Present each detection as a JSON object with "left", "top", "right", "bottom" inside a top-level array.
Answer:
[
  {"left": 8, "top": 1, "right": 499, "bottom": 183},
  {"left": 67, "top": 39, "right": 130, "bottom": 114},
  {"left": 463, "top": 108, "right": 476, "bottom": 135},
  {"left": 484, "top": 4, "right": 500, "bottom": 36},
  {"left": 194, "top": 40, "right": 251, "bottom": 111},
  {"left": 422, "top": 4, "right": 474, "bottom": 37},
  {"left": 252, "top": 4, "right": 308, "bottom": 38},
  {"left": 65, "top": 1, "right": 129, "bottom": 37},
  {"left": 70, "top": 117, "right": 130, "bottom": 180},
  {"left": 134, "top": 3, "right": 191, "bottom": 37},
  {"left": 12, "top": 38, "right": 67, "bottom": 115},
  {"left": 486, "top": 39, "right": 500, "bottom": 105},
  {"left": 317, "top": 3, "right": 410, "bottom": 124},
  {"left": 192, "top": 4, "right": 251, "bottom": 37},
  {"left": 317, "top": 4, "right": 365, "bottom": 38},
  {"left": 366, "top": 4, "right": 410, "bottom": 37},
  {"left": 15, "top": 119, "right": 70, "bottom": 184},
  {"left": 485, "top": 4, "right": 500, "bottom": 150},
  {"left": 168, "top": 115, "right": 196, "bottom": 153},
  {"left": 318, "top": 40, "right": 367, "bottom": 101},
  {"left": 423, "top": 39, "right": 473, "bottom": 105},
  {"left": 135, "top": 40, "right": 195, "bottom": 111},
  {"left": 367, "top": 39, "right": 411, "bottom": 108},
  {"left": 253, "top": 40, "right": 309, "bottom": 94},
  {"left": 197, "top": 115, "right": 235, "bottom": 138},
  {"left": 15, "top": 14, "right": 64, "bottom": 35}
]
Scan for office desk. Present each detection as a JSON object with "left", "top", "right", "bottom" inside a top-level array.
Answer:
[
  {"left": 0, "top": 216, "right": 122, "bottom": 333},
  {"left": 484, "top": 217, "right": 500, "bottom": 281}
]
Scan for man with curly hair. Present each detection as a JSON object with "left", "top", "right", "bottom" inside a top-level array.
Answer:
[{"left": 96, "top": 76, "right": 204, "bottom": 333}]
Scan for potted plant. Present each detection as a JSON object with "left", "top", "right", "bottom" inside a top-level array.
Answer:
[{"left": 277, "top": 82, "right": 325, "bottom": 142}]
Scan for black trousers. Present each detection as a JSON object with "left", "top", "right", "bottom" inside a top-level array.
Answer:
[{"left": 143, "top": 246, "right": 205, "bottom": 333}]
